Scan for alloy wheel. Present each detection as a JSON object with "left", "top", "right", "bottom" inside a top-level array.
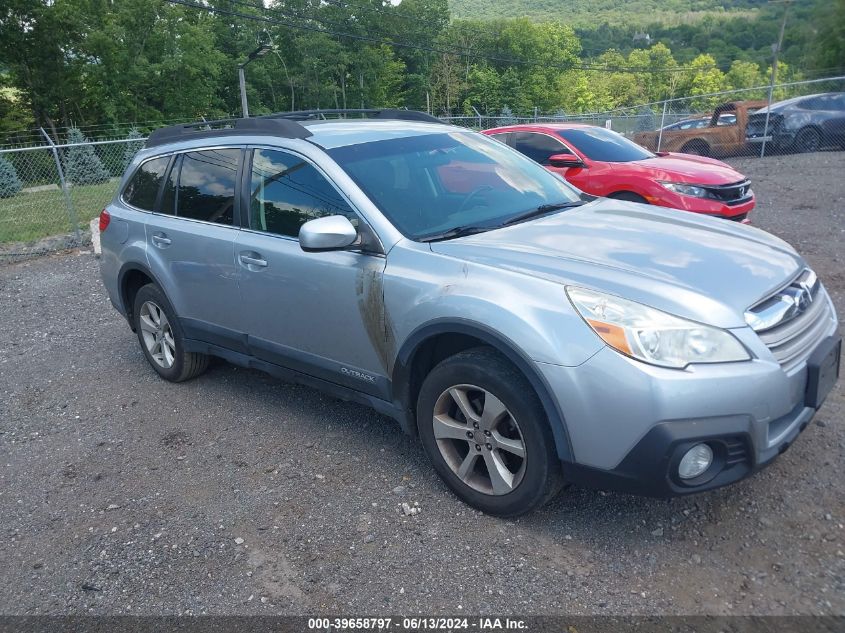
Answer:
[
  {"left": 432, "top": 384, "right": 527, "bottom": 495},
  {"left": 138, "top": 301, "right": 176, "bottom": 369}
]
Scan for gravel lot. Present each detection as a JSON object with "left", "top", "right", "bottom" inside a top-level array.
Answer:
[{"left": 1, "top": 152, "right": 843, "bottom": 616}]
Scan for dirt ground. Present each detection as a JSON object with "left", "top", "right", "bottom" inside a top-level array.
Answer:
[{"left": 0, "top": 151, "right": 843, "bottom": 616}]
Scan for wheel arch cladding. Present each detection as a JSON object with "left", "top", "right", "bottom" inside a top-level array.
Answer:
[
  {"left": 392, "top": 319, "right": 574, "bottom": 462},
  {"left": 118, "top": 262, "right": 163, "bottom": 327}
]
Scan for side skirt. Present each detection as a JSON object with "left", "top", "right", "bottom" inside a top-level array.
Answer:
[{"left": 182, "top": 338, "right": 412, "bottom": 432}]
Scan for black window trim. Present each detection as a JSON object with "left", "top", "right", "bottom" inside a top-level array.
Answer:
[
  {"left": 120, "top": 154, "right": 174, "bottom": 213},
  {"left": 144, "top": 145, "right": 246, "bottom": 230},
  {"left": 156, "top": 153, "right": 179, "bottom": 215},
  {"left": 241, "top": 144, "right": 384, "bottom": 255}
]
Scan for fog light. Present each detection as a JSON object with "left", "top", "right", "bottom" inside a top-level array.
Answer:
[{"left": 678, "top": 443, "right": 713, "bottom": 479}]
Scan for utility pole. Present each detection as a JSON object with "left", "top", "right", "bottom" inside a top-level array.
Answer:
[
  {"left": 238, "top": 31, "right": 275, "bottom": 118},
  {"left": 760, "top": 1, "right": 789, "bottom": 158}
]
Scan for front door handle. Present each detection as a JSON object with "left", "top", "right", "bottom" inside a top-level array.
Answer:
[
  {"left": 151, "top": 233, "right": 171, "bottom": 247},
  {"left": 239, "top": 253, "right": 268, "bottom": 268}
]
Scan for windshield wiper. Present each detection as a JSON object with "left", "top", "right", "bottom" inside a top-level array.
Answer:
[
  {"left": 500, "top": 200, "right": 588, "bottom": 227},
  {"left": 418, "top": 225, "right": 493, "bottom": 243}
]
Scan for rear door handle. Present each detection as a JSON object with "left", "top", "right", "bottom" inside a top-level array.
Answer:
[
  {"left": 239, "top": 253, "right": 268, "bottom": 268},
  {"left": 151, "top": 233, "right": 171, "bottom": 247}
]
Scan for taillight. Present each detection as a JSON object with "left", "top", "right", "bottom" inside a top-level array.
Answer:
[{"left": 99, "top": 209, "right": 111, "bottom": 232}]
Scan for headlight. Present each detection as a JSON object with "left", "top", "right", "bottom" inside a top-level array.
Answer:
[
  {"left": 658, "top": 181, "right": 710, "bottom": 198},
  {"left": 566, "top": 287, "right": 750, "bottom": 369}
]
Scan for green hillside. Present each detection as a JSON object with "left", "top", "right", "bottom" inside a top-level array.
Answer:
[{"left": 448, "top": 0, "right": 766, "bottom": 26}]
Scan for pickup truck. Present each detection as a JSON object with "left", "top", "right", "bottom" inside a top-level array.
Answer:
[{"left": 633, "top": 100, "right": 767, "bottom": 158}]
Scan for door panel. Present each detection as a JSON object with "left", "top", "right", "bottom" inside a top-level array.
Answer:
[
  {"left": 236, "top": 147, "right": 390, "bottom": 397},
  {"left": 144, "top": 148, "right": 243, "bottom": 346}
]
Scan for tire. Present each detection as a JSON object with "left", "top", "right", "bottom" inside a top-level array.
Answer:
[
  {"left": 793, "top": 127, "right": 821, "bottom": 153},
  {"left": 133, "top": 283, "right": 209, "bottom": 382},
  {"left": 416, "top": 347, "right": 563, "bottom": 516},
  {"left": 680, "top": 141, "right": 710, "bottom": 157},
  {"left": 608, "top": 191, "right": 648, "bottom": 204}
]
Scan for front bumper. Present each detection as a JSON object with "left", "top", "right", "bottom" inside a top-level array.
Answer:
[
  {"left": 539, "top": 325, "right": 840, "bottom": 497},
  {"left": 647, "top": 190, "right": 755, "bottom": 223},
  {"left": 562, "top": 403, "right": 815, "bottom": 496}
]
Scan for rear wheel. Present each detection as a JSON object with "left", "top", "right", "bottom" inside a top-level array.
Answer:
[
  {"left": 680, "top": 140, "right": 710, "bottom": 157},
  {"left": 416, "top": 347, "right": 562, "bottom": 516},
  {"left": 794, "top": 127, "right": 821, "bottom": 153},
  {"left": 133, "top": 284, "right": 209, "bottom": 382},
  {"left": 608, "top": 191, "right": 648, "bottom": 204}
]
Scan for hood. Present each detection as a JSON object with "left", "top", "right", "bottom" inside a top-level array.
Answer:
[
  {"left": 621, "top": 153, "right": 746, "bottom": 185},
  {"left": 751, "top": 94, "right": 808, "bottom": 114},
  {"left": 429, "top": 200, "right": 803, "bottom": 328}
]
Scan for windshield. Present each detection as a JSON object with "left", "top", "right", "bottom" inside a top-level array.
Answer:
[
  {"left": 327, "top": 131, "right": 581, "bottom": 240},
  {"left": 557, "top": 127, "right": 654, "bottom": 162}
]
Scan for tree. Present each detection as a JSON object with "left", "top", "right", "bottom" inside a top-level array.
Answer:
[
  {"left": 635, "top": 106, "right": 657, "bottom": 132},
  {"left": 122, "top": 127, "right": 145, "bottom": 171},
  {"left": 0, "top": 155, "right": 22, "bottom": 198},
  {"left": 500, "top": 105, "right": 516, "bottom": 124},
  {"left": 684, "top": 54, "right": 728, "bottom": 110},
  {"left": 63, "top": 128, "right": 110, "bottom": 186},
  {"left": 814, "top": 0, "right": 845, "bottom": 71},
  {"left": 725, "top": 60, "right": 764, "bottom": 92},
  {"left": 463, "top": 65, "right": 503, "bottom": 115}
]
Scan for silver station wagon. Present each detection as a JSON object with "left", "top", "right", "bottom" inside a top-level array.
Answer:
[{"left": 99, "top": 109, "right": 841, "bottom": 516}]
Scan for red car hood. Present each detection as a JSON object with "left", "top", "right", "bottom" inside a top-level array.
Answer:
[{"left": 617, "top": 152, "right": 746, "bottom": 185}]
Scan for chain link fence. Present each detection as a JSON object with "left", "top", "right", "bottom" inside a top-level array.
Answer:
[
  {"left": 1, "top": 75, "right": 843, "bottom": 263},
  {"left": 0, "top": 137, "right": 144, "bottom": 262}
]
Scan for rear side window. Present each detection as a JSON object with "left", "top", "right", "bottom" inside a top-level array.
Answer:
[
  {"left": 123, "top": 157, "right": 170, "bottom": 211},
  {"left": 249, "top": 148, "right": 356, "bottom": 238},
  {"left": 175, "top": 149, "right": 240, "bottom": 225}
]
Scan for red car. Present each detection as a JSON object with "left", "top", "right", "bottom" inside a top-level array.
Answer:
[{"left": 482, "top": 123, "right": 755, "bottom": 222}]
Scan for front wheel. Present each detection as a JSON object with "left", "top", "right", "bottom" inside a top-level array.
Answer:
[
  {"left": 416, "top": 348, "right": 562, "bottom": 516},
  {"left": 794, "top": 127, "right": 821, "bottom": 153},
  {"left": 133, "top": 284, "right": 209, "bottom": 382}
]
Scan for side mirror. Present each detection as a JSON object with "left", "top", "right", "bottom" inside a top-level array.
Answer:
[
  {"left": 548, "top": 152, "right": 584, "bottom": 168},
  {"left": 299, "top": 215, "right": 358, "bottom": 252}
]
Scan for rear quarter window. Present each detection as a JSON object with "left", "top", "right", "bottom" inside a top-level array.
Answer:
[{"left": 122, "top": 157, "right": 170, "bottom": 211}]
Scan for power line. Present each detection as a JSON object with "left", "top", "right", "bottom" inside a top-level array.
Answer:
[{"left": 170, "top": 0, "right": 701, "bottom": 73}]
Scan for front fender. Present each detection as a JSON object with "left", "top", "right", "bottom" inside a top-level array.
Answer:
[{"left": 392, "top": 318, "right": 581, "bottom": 461}]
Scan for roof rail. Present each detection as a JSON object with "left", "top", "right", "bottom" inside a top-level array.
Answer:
[
  {"left": 143, "top": 108, "right": 441, "bottom": 149},
  {"left": 145, "top": 117, "right": 313, "bottom": 149},
  {"left": 260, "top": 108, "right": 441, "bottom": 124}
]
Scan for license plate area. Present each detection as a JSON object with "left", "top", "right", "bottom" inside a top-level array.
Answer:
[{"left": 805, "top": 336, "right": 842, "bottom": 409}]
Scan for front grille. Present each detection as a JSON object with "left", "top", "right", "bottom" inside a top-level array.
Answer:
[
  {"left": 758, "top": 297, "right": 832, "bottom": 368},
  {"left": 703, "top": 180, "right": 752, "bottom": 206},
  {"left": 749, "top": 271, "right": 835, "bottom": 370}
]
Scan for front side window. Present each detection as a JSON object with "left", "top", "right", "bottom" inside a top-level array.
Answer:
[
  {"left": 512, "top": 132, "right": 567, "bottom": 164},
  {"left": 175, "top": 149, "right": 240, "bottom": 225},
  {"left": 328, "top": 131, "right": 581, "bottom": 240},
  {"left": 123, "top": 156, "right": 170, "bottom": 211},
  {"left": 249, "top": 149, "right": 357, "bottom": 238},
  {"left": 557, "top": 127, "right": 654, "bottom": 162}
]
